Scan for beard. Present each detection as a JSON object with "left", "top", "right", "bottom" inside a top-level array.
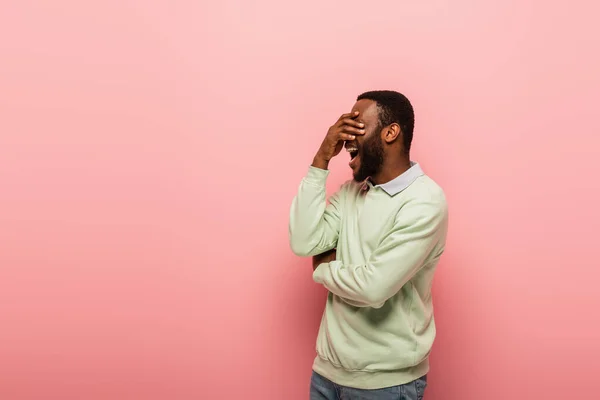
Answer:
[{"left": 353, "top": 130, "right": 385, "bottom": 183}]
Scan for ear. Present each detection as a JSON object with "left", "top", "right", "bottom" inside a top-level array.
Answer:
[{"left": 382, "top": 123, "right": 402, "bottom": 144}]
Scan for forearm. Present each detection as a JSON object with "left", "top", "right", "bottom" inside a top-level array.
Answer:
[
  {"left": 289, "top": 166, "right": 341, "bottom": 257},
  {"left": 311, "top": 154, "right": 329, "bottom": 170},
  {"left": 313, "top": 261, "right": 392, "bottom": 308},
  {"left": 312, "top": 201, "right": 447, "bottom": 307},
  {"left": 289, "top": 111, "right": 364, "bottom": 258}
]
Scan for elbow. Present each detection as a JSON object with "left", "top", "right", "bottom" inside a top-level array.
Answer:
[
  {"left": 360, "top": 293, "right": 387, "bottom": 309},
  {"left": 289, "top": 240, "right": 313, "bottom": 257},
  {"left": 289, "top": 224, "right": 313, "bottom": 257},
  {"left": 355, "top": 285, "right": 391, "bottom": 309}
]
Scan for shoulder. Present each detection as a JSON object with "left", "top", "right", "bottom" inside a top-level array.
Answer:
[
  {"left": 398, "top": 175, "right": 448, "bottom": 222},
  {"left": 406, "top": 175, "right": 446, "bottom": 206}
]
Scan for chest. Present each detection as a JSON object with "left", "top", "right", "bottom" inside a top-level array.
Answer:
[{"left": 340, "top": 188, "right": 400, "bottom": 253}]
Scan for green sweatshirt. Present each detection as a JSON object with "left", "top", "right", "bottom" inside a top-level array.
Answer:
[{"left": 289, "top": 163, "right": 448, "bottom": 390}]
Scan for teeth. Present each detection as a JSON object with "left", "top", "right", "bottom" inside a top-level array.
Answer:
[{"left": 346, "top": 148, "right": 358, "bottom": 152}]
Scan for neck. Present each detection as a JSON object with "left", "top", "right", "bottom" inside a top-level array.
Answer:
[{"left": 371, "top": 156, "right": 411, "bottom": 186}]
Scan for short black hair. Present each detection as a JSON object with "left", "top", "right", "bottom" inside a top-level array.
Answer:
[{"left": 357, "top": 90, "right": 414, "bottom": 154}]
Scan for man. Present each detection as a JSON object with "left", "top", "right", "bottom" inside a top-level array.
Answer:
[{"left": 289, "top": 90, "right": 448, "bottom": 400}]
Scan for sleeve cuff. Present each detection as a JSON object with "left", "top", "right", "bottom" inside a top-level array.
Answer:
[
  {"left": 304, "top": 165, "right": 329, "bottom": 186},
  {"left": 312, "top": 263, "right": 325, "bottom": 284},
  {"left": 313, "top": 260, "right": 343, "bottom": 284}
]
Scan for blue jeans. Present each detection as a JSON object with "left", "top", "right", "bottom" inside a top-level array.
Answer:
[{"left": 310, "top": 371, "right": 427, "bottom": 400}]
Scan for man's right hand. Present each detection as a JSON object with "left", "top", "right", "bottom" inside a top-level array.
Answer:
[{"left": 312, "top": 111, "right": 365, "bottom": 170}]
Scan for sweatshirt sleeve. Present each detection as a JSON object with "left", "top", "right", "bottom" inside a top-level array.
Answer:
[
  {"left": 312, "top": 198, "right": 447, "bottom": 308},
  {"left": 289, "top": 166, "right": 344, "bottom": 257}
]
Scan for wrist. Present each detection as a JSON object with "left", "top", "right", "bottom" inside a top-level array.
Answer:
[{"left": 312, "top": 153, "right": 330, "bottom": 170}]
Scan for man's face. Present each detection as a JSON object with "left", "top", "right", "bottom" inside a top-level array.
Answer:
[{"left": 345, "top": 99, "right": 385, "bottom": 182}]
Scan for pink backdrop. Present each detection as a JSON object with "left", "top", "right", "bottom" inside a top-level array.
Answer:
[{"left": 1, "top": 1, "right": 599, "bottom": 399}]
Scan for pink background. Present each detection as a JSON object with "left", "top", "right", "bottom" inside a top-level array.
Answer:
[{"left": 1, "top": 1, "right": 599, "bottom": 399}]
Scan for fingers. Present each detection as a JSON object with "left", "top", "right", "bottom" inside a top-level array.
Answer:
[
  {"left": 335, "top": 112, "right": 365, "bottom": 137},
  {"left": 335, "top": 124, "right": 364, "bottom": 142},
  {"left": 341, "top": 125, "right": 365, "bottom": 136},
  {"left": 337, "top": 111, "right": 359, "bottom": 122},
  {"left": 327, "top": 111, "right": 364, "bottom": 143},
  {"left": 340, "top": 118, "right": 364, "bottom": 129},
  {"left": 339, "top": 133, "right": 357, "bottom": 141}
]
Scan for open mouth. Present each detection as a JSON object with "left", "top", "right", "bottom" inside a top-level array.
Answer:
[{"left": 346, "top": 146, "right": 359, "bottom": 160}]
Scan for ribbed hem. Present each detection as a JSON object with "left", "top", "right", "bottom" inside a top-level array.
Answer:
[{"left": 312, "top": 355, "right": 429, "bottom": 390}]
